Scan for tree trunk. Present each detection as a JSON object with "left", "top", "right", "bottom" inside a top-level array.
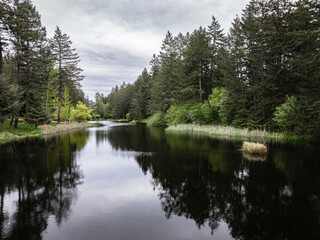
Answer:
[
  {"left": 57, "top": 59, "right": 62, "bottom": 123},
  {"left": 13, "top": 117, "right": 18, "bottom": 129},
  {"left": 67, "top": 105, "right": 70, "bottom": 122},
  {"left": 0, "top": 36, "right": 3, "bottom": 75},
  {"left": 9, "top": 116, "right": 14, "bottom": 126},
  {"left": 199, "top": 61, "right": 203, "bottom": 103},
  {"left": 14, "top": 60, "right": 22, "bottom": 129}
]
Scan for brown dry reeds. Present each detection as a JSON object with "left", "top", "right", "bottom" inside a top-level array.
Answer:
[{"left": 241, "top": 141, "right": 267, "bottom": 155}]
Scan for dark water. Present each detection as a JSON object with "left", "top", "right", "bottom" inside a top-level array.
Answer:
[{"left": 0, "top": 122, "right": 320, "bottom": 240}]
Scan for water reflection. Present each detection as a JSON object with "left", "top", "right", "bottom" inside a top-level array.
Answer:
[
  {"left": 0, "top": 131, "right": 89, "bottom": 239},
  {"left": 106, "top": 124, "right": 320, "bottom": 240}
]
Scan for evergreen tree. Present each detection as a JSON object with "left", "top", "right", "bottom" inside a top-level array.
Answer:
[
  {"left": 131, "top": 68, "right": 151, "bottom": 120},
  {"left": 0, "top": 0, "right": 10, "bottom": 75},
  {"left": 8, "top": 0, "right": 50, "bottom": 128},
  {"left": 25, "top": 94, "right": 50, "bottom": 129},
  {"left": 155, "top": 31, "right": 180, "bottom": 111},
  {"left": 0, "top": 75, "right": 16, "bottom": 123},
  {"left": 183, "top": 27, "right": 211, "bottom": 102},
  {"left": 207, "top": 15, "right": 226, "bottom": 87},
  {"left": 50, "top": 26, "right": 84, "bottom": 123}
]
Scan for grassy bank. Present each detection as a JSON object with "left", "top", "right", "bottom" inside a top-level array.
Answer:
[
  {"left": 166, "top": 124, "right": 300, "bottom": 142},
  {"left": 0, "top": 121, "right": 100, "bottom": 144}
]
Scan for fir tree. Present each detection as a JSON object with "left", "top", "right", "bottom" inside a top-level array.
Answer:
[
  {"left": 50, "top": 26, "right": 84, "bottom": 123},
  {"left": 7, "top": 0, "right": 49, "bottom": 128}
]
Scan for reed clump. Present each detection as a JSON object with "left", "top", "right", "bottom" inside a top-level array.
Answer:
[
  {"left": 166, "top": 124, "right": 285, "bottom": 142},
  {"left": 241, "top": 141, "right": 267, "bottom": 155},
  {"left": 39, "top": 122, "right": 98, "bottom": 135}
]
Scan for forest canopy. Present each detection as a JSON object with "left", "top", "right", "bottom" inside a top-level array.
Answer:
[
  {"left": 0, "top": 0, "right": 87, "bottom": 128},
  {"left": 95, "top": 0, "right": 319, "bottom": 138}
]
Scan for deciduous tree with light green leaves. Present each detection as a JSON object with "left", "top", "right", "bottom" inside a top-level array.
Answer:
[
  {"left": 273, "top": 96, "right": 299, "bottom": 132},
  {"left": 70, "top": 101, "right": 92, "bottom": 122}
]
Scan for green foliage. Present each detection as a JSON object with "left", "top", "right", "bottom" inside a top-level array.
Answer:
[
  {"left": 70, "top": 101, "right": 92, "bottom": 122},
  {"left": 25, "top": 102, "right": 50, "bottom": 129},
  {"left": 46, "top": 67, "right": 59, "bottom": 119},
  {"left": 273, "top": 96, "right": 299, "bottom": 131},
  {"left": 147, "top": 112, "right": 167, "bottom": 127},
  {"left": 61, "top": 86, "right": 72, "bottom": 122},
  {"left": 231, "top": 118, "right": 262, "bottom": 130},
  {"left": 165, "top": 101, "right": 215, "bottom": 125},
  {"left": 131, "top": 68, "right": 151, "bottom": 120},
  {"left": 91, "top": 113, "right": 101, "bottom": 120},
  {"left": 126, "top": 113, "right": 133, "bottom": 121},
  {"left": 208, "top": 87, "right": 225, "bottom": 121},
  {"left": 200, "top": 101, "right": 214, "bottom": 123},
  {"left": 166, "top": 104, "right": 191, "bottom": 125}
]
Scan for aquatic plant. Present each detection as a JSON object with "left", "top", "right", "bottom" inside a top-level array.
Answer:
[
  {"left": 166, "top": 124, "right": 286, "bottom": 142},
  {"left": 241, "top": 142, "right": 267, "bottom": 155}
]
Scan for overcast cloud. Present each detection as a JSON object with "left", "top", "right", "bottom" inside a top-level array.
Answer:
[{"left": 33, "top": 0, "right": 249, "bottom": 99}]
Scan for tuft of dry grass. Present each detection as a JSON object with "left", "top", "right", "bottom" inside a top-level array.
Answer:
[
  {"left": 39, "top": 122, "right": 97, "bottom": 135},
  {"left": 241, "top": 141, "right": 267, "bottom": 155}
]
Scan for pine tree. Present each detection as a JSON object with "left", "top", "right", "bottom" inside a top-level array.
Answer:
[
  {"left": 50, "top": 26, "right": 84, "bottom": 123},
  {"left": 25, "top": 93, "right": 50, "bottom": 129},
  {"left": 183, "top": 27, "right": 211, "bottom": 102},
  {"left": 0, "top": 75, "right": 12, "bottom": 123},
  {"left": 7, "top": 0, "right": 49, "bottom": 128},
  {"left": 0, "top": 0, "right": 10, "bottom": 75},
  {"left": 156, "top": 31, "right": 181, "bottom": 111},
  {"left": 131, "top": 68, "right": 151, "bottom": 120},
  {"left": 207, "top": 16, "right": 226, "bottom": 87}
]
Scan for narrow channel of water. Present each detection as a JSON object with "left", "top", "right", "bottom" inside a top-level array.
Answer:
[{"left": 0, "top": 121, "right": 319, "bottom": 240}]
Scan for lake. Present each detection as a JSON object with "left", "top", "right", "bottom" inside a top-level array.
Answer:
[{"left": 0, "top": 121, "right": 320, "bottom": 240}]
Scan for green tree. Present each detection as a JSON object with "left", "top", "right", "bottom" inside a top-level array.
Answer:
[
  {"left": 0, "top": 0, "right": 10, "bottom": 75},
  {"left": 131, "top": 68, "right": 151, "bottom": 120},
  {"left": 7, "top": 0, "right": 50, "bottom": 128},
  {"left": 61, "top": 86, "right": 72, "bottom": 122},
  {"left": 70, "top": 101, "right": 92, "bottom": 122},
  {"left": 50, "top": 26, "right": 84, "bottom": 123},
  {"left": 207, "top": 15, "right": 226, "bottom": 87},
  {"left": 183, "top": 27, "right": 211, "bottom": 102},
  {"left": 273, "top": 96, "right": 299, "bottom": 131}
]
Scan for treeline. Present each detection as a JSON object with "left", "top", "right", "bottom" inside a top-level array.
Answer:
[
  {"left": 95, "top": 0, "right": 320, "bottom": 138},
  {"left": 0, "top": 0, "right": 88, "bottom": 129}
]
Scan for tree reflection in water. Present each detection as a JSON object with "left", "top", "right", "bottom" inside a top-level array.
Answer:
[
  {"left": 0, "top": 131, "right": 89, "bottom": 239},
  {"left": 106, "top": 124, "right": 320, "bottom": 240}
]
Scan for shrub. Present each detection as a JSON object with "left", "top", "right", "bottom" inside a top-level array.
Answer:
[
  {"left": 166, "top": 101, "right": 215, "bottom": 125},
  {"left": 126, "top": 113, "right": 133, "bottom": 121},
  {"left": 232, "top": 118, "right": 261, "bottom": 130},
  {"left": 208, "top": 87, "right": 225, "bottom": 121},
  {"left": 147, "top": 112, "right": 167, "bottom": 126},
  {"left": 165, "top": 104, "right": 191, "bottom": 125},
  {"left": 70, "top": 101, "right": 92, "bottom": 122},
  {"left": 273, "top": 96, "right": 299, "bottom": 131}
]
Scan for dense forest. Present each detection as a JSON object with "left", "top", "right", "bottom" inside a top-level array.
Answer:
[
  {"left": 0, "top": 0, "right": 87, "bottom": 128},
  {"left": 94, "top": 0, "right": 319, "bottom": 138}
]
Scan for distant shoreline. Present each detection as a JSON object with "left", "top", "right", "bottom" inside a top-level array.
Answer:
[{"left": 0, "top": 122, "right": 101, "bottom": 144}]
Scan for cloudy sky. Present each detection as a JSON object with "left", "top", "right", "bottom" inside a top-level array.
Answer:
[{"left": 33, "top": 0, "right": 249, "bottom": 99}]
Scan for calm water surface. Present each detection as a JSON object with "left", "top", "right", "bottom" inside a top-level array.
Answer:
[{"left": 0, "top": 122, "right": 320, "bottom": 240}]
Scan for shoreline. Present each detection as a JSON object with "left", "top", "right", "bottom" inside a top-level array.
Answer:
[
  {"left": 165, "top": 124, "right": 301, "bottom": 143},
  {"left": 0, "top": 122, "right": 101, "bottom": 144}
]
